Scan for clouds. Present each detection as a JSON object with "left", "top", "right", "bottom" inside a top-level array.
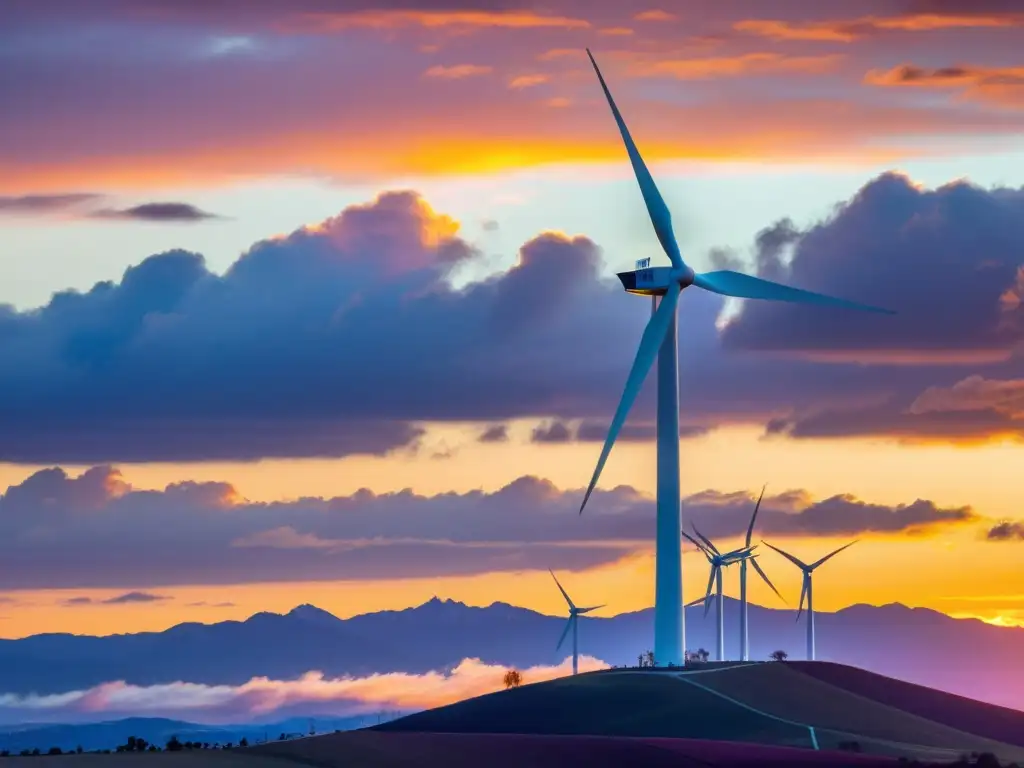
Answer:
[
  {"left": 88, "top": 203, "right": 222, "bottom": 222},
  {"left": 0, "top": 656, "right": 606, "bottom": 725},
  {"left": 986, "top": 521, "right": 1024, "bottom": 541},
  {"left": 3, "top": 174, "right": 1024, "bottom": 458},
  {"left": 2, "top": 0, "right": 1023, "bottom": 188},
  {"left": 0, "top": 465, "right": 979, "bottom": 590},
  {"left": 0, "top": 194, "right": 222, "bottom": 222},
  {"left": 61, "top": 592, "right": 170, "bottom": 607}
]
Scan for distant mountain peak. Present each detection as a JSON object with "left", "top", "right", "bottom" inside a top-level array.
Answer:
[{"left": 286, "top": 604, "right": 339, "bottom": 623}]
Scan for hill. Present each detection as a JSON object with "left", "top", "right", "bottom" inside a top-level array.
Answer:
[
  {"left": 1, "top": 598, "right": 1023, "bottom": 711},
  {"left": 254, "top": 730, "right": 899, "bottom": 768},
  {"left": 376, "top": 663, "right": 1024, "bottom": 764}
]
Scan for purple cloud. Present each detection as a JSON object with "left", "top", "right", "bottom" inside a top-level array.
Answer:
[
  {"left": 88, "top": 202, "right": 222, "bottom": 222},
  {"left": 0, "top": 465, "right": 978, "bottom": 590}
]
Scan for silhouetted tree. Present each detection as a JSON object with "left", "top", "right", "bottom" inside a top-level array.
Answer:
[
  {"left": 19, "top": 749, "right": 30, "bottom": 756},
  {"left": 238, "top": 738, "right": 249, "bottom": 747},
  {"left": 47, "top": 747, "right": 62, "bottom": 755},
  {"left": 148, "top": 745, "right": 159, "bottom": 752},
  {"left": 644, "top": 650, "right": 656, "bottom": 668},
  {"left": 503, "top": 669, "right": 523, "bottom": 689},
  {"left": 278, "top": 733, "right": 287, "bottom": 742},
  {"left": 770, "top": 650, "right": 789, "bottom": 662},
  {"left": 0, "top": 750, "right": 9, "bottom": 757},
  {"left": 76, "top": 745, "right": 83, "bottom": 754},
  {"left": 30, "top": 748, "right": 40, "bottom": 756},
  {"left": 166, "top": 736, "right": 183, "bottom": 752}
]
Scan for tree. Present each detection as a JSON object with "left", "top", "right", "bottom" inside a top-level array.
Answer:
[
  {"left": 770, "top": 650, "right": 789, "bottom": 662},
  {"left": 76, "top": 745, "right": 84, "bottom": 754},
  {"left": 238, "top": 738, "right": 249, "bottom": 748},
  {"left": 503, "top": 669, "right": 523, "bottom": 689},
  {"left": 644, "top": 650, "right": 656, "bottom": 668},
  {"left": 166, "top": 736, "right": 183, "bottom": 752},
  {"left": 47, "top": 747, "right": 62, "bottom": 755}
]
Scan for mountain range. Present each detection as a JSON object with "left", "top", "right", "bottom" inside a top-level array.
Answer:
[{"left": 1, "top": 597, "right": 1021, "bottom": 712}]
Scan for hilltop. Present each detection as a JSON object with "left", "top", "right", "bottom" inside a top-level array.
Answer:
[{"left": 373, "top": 662, "right": 1024, "bottom": 764}]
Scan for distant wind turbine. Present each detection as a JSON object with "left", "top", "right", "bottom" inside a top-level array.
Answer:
[
  {"left": 683, "top": 525, "right": 753, "bottom": 661},
  {"left": 762, "top": 540, "right": 858, "bottom": 661},
  {"left": 578, "top": 48, "right": 894, "bottom": 667},
  {"left": 739, "top": 486, "right": 785, "bottom": 661},
  {"left": 550, "top": 569, "right": 603, "bottom": 675}
]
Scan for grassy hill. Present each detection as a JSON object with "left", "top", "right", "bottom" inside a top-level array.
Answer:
[{"left": 375, "top": 662, "right": 1024, "bottom": 763}]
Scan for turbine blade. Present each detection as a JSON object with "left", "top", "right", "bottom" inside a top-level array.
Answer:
[
  {"left": 796, "top": 576, "right": 808, "bottom": 622},
  {"left": 585, "top": 48, "right": 684, "bottom": 271},
  {"left": 685, "top": 596, "right": 707, "bottom": 608},
  {"left": 745, "top": 484, "right": 767, "bottom": 547},
  {"left": 703, "top": 566, "right": 716, "bottom": 617},
  {"left": 556, "top": 616, "right": 573, "bottom": 651},
  {"left": 762, "top": 540, "right": 809, "bottom": 570},
  {"left": 810, "top": 539, "right": 858, "bottom": 570},
  {"left": 692, "top": 270, "right": 895, "bottom": 314},
  {"left": 690, "top": 522, "right": 720, "bottom": 555},
  {"left": 549, "top": 569, "right": 576, "bottom": 610},
  {"left": 721, "top": 545, "right": 755, "bottom": 560},
  {"left": 750, "top": 557, "right": 786, "bottom": 604},
  {"left": 681, "top": 530, "right": 709, "bottom": 554},
  {"left": 576, "top": 605, "right": 604, "bottom": 614},
  {"left": 580, "top": 281, "right": 681, "bottom": 513}
]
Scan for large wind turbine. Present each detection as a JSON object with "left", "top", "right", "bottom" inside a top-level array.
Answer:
[
  {"left": 578, "top": 48, "right": 894, "bottom": 666},
  {"left": 739, "top": 487, "right": 785, "bottom": 661},
  {"left": 683, "top": 526, "right": 751, "bottom": 661},
  {"left": 550, "top": 570, "right": 603, "bottom": 675},
  {"left": 762, "top": 541, "right": 857, "bottom": 661}
]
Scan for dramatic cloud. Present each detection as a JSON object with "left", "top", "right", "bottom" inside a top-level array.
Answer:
[
  {"left": 3, "top": 175, "right": 1024, "bottom": 457},
  {"left": 0, "top": 656, "right": 607, "bottom": 725},
  {"left": 2, "top": 0, "right": 1023, "bottom": 187},
  {"left": 986, "top": 521, "right": 1024, "bottom": 541},
  {"left": 88, "top": 203, "right": 222, "bottom": 222},
  {"left": 0, "top": 465, "right": 978, "bottom": 590}
]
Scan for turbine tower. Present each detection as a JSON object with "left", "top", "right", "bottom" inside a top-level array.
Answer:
[
  {"left": 578, "top": 48, "right": 893, "bottom": 667},
  {"left": 762, "top": 541, "right": 857, "bottom": 661},
  {"left": 739, "top": 487, "right": 785, "bottom": 661},
  {"left": 683, "top": 525, "right": 753, "bottom": 661},
  {"left": 550, "top": 570, "right": 603, "bottom": 675}
]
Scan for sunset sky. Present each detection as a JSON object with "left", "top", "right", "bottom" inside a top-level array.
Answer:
[{"left": 2, "top": 0, "right": 1024, "bottom": 640}]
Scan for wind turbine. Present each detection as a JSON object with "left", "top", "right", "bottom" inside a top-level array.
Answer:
[
  {"left": 739, "top": 486, "right": 785, "bottom": 661},
  {"left": 762, "top": 540, "right": 857, "bottom": 661},
  {"left": 577, "top": 50, "right": 894, "bottom": 667},
  {"left": 683, "top": 526, "right": 753, "bottom": 661},
  {"left": 550, "top": 570, "right": 603, "bottom": 675}
]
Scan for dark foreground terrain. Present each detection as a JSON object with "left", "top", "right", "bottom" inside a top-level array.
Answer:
[{"left": 4, "top": 663, "right": 1022, "bottom": 767}]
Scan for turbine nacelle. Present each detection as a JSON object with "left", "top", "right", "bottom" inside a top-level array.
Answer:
[{"left": 617, "top": 262, "right": 695, "bottom": 296}]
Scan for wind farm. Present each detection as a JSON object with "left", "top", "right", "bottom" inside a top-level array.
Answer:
[
  {"left": 577, "top": 48, "right": 894, "bottom": 668},
  {"left": 6, "top": 0, "right": 1024, "bottom": 760}
]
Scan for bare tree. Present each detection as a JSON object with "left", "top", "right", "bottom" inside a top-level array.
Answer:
[{"left": 770, "top": 650, "right": 789, "bottom": 662}]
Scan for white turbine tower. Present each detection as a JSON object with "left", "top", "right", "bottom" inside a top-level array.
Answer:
[
  {"left": 578, "top": 48, "right": 893, "bottom": 667},
  {"left": 683, "top": 526, "right": 753, "bottom": 661},
  {"left": 739, "top": 487, "right": 785, "bottom": 661},
  {"left": 550, "top": 570, "right": 603, "bottom": 675},
  {"left": 762, "top": 540, "right": 857, "bottom": 661}
]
